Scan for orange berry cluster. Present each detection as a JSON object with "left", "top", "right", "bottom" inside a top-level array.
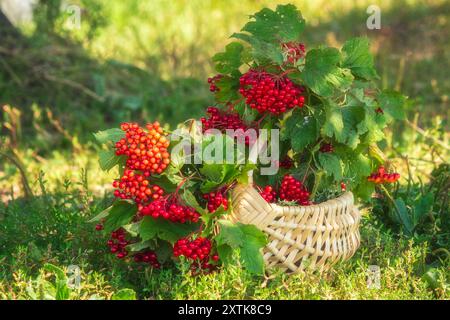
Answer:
[
  {"left": 113, "top": 169, "right": 164, "bottom": 204},
  {"left": 367, "top": 166, "right": 400, "bottom": 184},
  {"left": 115, "top": 122, "right": 170, "bottom": 174}
]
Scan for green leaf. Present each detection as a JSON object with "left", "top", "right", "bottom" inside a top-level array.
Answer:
[
  {"left": 239, "top": 4, "right": 305, "bottom": 43},
  {"left": 354, "top": 180, "right": 375, "bottom": 201},
  {"left": 394, "top": 198, "right": 414, "bottom": 236},
  {"left": 233, "top": 33, "right": 284, "bottom": 65},
  {"left": 181, "top": 189, "right": 207, "bottom": 214},
  {"left": 215, "top": 220, "right": 245, "bottom": 248},
  {"left": 377, "top": 90, "right": 406, "bottom": 121},
  {"left": 214, "top": 76, "right": 241, "bottom": 103},
  {"left": 413, "top": 193, "right": 434, "bottom": 226},
  {"left": 199, "top": 163, "right": 240, "bottom": 193},
  {"left": 111, "top": 289, "right": 136, "bottom": 300},
  {"left": 238, "top": 224, "right": 267, "bottom": 275},
  {"left": 216, "top": 244, "right": 234, "bottom": 265},
  {"left": 341, "top": 37, "right": 378, "bottom": 80},
  {"left": 301, "top": 47, "right": 353, "bottom": 97},
  {"left": 98, "top": 150, "right": 123, "bottom": 171},
  {"left": 212, "top": 42, "right": 245, "bottom": 74},
  {"left": 200, "top": 163, "right": 228, "bottom": 182},
  {"left": 103, "top": 200, "right": 137, "bottom": 233},
  {"left": 231, "top": 4, "right": 304, "bottom": 65},
  {"left": 285, "top": 111, "right": 318, "bottom": 152},
  {"left": 88, "top": 206, "right": 113, "bottom": 223},
  {"left": 122, "top": 221, "right": 141, "bottom": 237},
  {"left": 43, "top": 264, "right": 70, "bottom": 300},
  {"left": 154, "top": 240, "right": 173, "bottom": 263},
  {"left": 323, "top": 103, "right": 345, "bottom": 142},
  {"left": 215, "top": 221, "right": 267, "bottom": 275},
  {"left": 318, "top": 153, "right": 342, "bottom": 181},
  {"left": 93, "top": 128, "right": 124, "bottom": 144},
  {"left": 126, "top": 240, "right": 153, "bottom": 252},
  {"left": 139, "top": 217, "right": 199, "bottom": 243},
  {"left": 422, "top": 268, "right": 441, "bottom": 290},
  {"left": 347, "top": 153, "right": 372, "bottom": 180}
]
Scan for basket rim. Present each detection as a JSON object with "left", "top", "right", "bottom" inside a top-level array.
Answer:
[
  {"left": 270, "top": 190, "right": 354, "bottom": 210},
  {"left": 234, "top": 183, "right": 354, "bottom": 211}
]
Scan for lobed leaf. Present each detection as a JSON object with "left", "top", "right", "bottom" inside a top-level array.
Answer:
[{"left": 341, "top": 37, "right": 378, "bottom": 80}]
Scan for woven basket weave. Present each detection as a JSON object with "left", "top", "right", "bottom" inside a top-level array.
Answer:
[{"left": 230, "top": 183, "right": 361, "bottom": 273}]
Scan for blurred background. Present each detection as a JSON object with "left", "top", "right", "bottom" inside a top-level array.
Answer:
[{"left": 0, "top": 0, "right": 448, "bottom": 299}]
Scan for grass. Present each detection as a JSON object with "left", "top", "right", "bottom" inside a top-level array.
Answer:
[
  {"left": 0, "top": 0, "right": 449, "bottom": 300},
  {"left": 1, "top": 189, "right": 448, "bottom": 299},
  {"left": 0, "top": 149, "right": 448, "bottom": 300}
]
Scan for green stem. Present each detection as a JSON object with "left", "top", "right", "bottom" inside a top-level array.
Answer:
[
  {"left": 0, "top": 151, "right": 33, "bottom": 198},
  {"left": 380, "top": 184, "right": 401, "bottom": 218},
  {"left": 311, "top": 171, "right": 324, "bottom": 199}
]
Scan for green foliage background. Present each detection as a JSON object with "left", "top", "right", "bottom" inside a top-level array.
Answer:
[{"left": 0, "top": 0, "right": 448, "bottom": 299}]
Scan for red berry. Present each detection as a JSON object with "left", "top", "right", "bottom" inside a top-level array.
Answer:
[
  {"left": 201, "top": 107, "right": 254, "bottom": 145},
  {"left": 173, "top": 236, "right": 217, "bottom": 273},
  {"left": 279, "top": 175, "right": 311, "bottom": 206},
  {"left": 203, "top": 188, "right": 229, "bottom": 213},
  {"left": 367, "top": 166, "right": 400, "bottom": 184},
  {"left": 239, "top": 70, "right": 306, "bottom": 115},
  {"left": 133, "top": 250, "right": 160, "bottom": 268},
  {"left": 259, "top": 185, "right": 278, "bottom": 203},
  {"left": 139, "top": 197, "right": 200, "bottom": 223},
  {"left": 319, "top": 142, "right": 334, "bottom": 153},
  {"left": 279, "top": 157, "right": 294, "bottom": 169},
  {"left": 95, "top": 224, "right": 103, "bottom": 231},
  {"left": 207, "top": 74, "right": 223, "bottom": 92}
]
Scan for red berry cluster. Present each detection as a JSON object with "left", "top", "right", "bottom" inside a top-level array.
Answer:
[
  {"left": 341, "top": 182, "right": 347, "bottom": 192},
  {"left": 107, "top": 228, "right": 129, "bottom": 259},
  {"left": 259, "top": 185, "right": 277, "bottom": 203},
  {"left": 133, "top": 250, "right": 160, "bottom": 268},
  {"left": 113, "top": 169, "right": 164, "bottom": 204},
  {"left": 279, "top": 175, "right": 311, "bottom": 205},
  {"left": 173, "top": 237, "right": 218, "bottom": 272},
  {"left": 139, "top": 198, "right": 200, "bottom": 223},
  {"left": 279, "top": 157, "right": 294, "bottom": 169},
  {"left": 115, "top": 122, "right": 170, "bottom": 174},
  {"left": 203, "top": 189, "right": 229, "bottom": 213},
  {"left": 201, "top": 107, "right": 248, "bottom": 132},
  {"left": 367, "top": 166, "right": 400, "bottom": 184},
  {"left": 207, "top": 74, "right": 223, "bottom": 92},
  {"left": 282, "top": 42, "right": 306, "bottom": 63},
  {"left": 239, "top": 70, "right": 305, "bottom": 115},
  {"left": 200, "top": 107, "right": 253, "bottom": 144},
  {"left": 320, "top": 142, "right": 334, "bottom": 153}
]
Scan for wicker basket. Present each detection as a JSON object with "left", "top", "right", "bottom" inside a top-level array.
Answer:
[{"left": 230, "top": 183, "right": 361, "bottom": 273}]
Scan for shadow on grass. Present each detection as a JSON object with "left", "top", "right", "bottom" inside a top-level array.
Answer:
[{"left": 0, "top": 191, "right": 189, "bottom": 298}]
